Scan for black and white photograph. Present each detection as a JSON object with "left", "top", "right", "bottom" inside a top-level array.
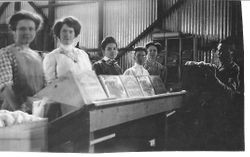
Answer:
[{"left": 0, "top": 0, "right": 247, "bottom": 154}]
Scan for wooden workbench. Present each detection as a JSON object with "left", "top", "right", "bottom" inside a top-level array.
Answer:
[{"left": 48, "top": 90, "right": 186, "bottom": 152}]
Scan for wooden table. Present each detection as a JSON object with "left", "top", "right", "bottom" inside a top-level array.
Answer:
[{"left": 48, "top": 90, "right": 186, "bottom": 152}]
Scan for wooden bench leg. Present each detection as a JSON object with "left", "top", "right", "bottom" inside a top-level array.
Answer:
[{"left": 89, "top": 132, "right": 95, "bottom": 153}]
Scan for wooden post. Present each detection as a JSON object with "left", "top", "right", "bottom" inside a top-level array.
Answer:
[
  {"left": 98, "top": 0, "right": 104, "bottom": 57},
  {"left": 179, "top": 38, "right": 182, "bottom": 82},
  {"left": 47, "top": 0, "right": 55, "bottom": 51},
  {"left": 88, "top": 132, "right": 95, "bottom": 153},
  {"left": 193, "top": 36, "right": 197, "bottom": 61},
  {"left": 14, "top": 2, "right": 21, "bottom": 13}
]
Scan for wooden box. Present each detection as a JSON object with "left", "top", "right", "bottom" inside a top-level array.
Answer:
[{"left": 0, "top": 118, "right": 48, "bottom": 152}]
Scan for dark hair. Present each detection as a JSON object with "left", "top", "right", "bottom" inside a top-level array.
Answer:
[
  {"left": 145, "top": 41, "right": 156, "bottom": 50},
  {"left": 154, "top": 42, "right": 162, "bottom": 52},
  {"left": 53, "top": 16, "right": 81, "bottom": 38},
  {"left": 134, "top": 46, "right": 147, "bottom": 55},
  {"left": 219, "top": 41, "right": 231, "bottom": 53},
  {"left": 146, "top": 41, "right": 161, "bottom": 52},
  {"left": 101, "top": 36, "right": 117, "bottom": 50},
  {"left": 8, "top": 10, "right": 43, "bottom": 31}
]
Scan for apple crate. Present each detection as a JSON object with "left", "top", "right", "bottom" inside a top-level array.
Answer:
[{"left": 0, "top": 118, "right": 48, "bottom": 152}]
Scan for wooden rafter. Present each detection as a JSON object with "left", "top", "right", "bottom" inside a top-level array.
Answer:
[
  {"left": 38, "top": 1, "right": 96, "bottom": 9},
  {"left": 116, "top": 0, "right": 186, "bottom": 59},
  {"left": 0, "top": 2, "right": 10, "bottom": 18}
]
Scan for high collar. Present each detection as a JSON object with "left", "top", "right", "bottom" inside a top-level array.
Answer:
[
  {"left": 59, "top": 43, "right": 74, "bottom": 52},
  {"left": 103, "top": 56, "right": 113, "bottom": 61}
]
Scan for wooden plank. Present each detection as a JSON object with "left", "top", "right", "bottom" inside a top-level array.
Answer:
[
  {"left": 93, "top": 90, "right": 186, "bottom": 108},
  {"left": 90, "top": 133, "right": 115, "bottom": 146},
  {"left": 0, "top": 2, "right": 10, "bottom": 18},
  {"left": 38, "top": 1, "right": 98, "bottom": 9},
  {"left": 0, "top": 119, "right": 48, "bottom": 152},
  {"left": 89, "top": 94, "right": 184, "bottom": 132}
]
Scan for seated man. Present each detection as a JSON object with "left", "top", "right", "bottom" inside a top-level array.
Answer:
[
  {"left": 124, "top": 46, "right": 149, "bottom": 76},
  {"left": 184, "top": 40, "right": 242, "bottom": 150}
]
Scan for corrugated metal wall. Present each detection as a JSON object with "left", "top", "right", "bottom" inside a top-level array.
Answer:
[
  {"left": 55, "top": 2, "right": 99, "bottom": 49},
  {"left": 163, "top": 0, "right": 231, "bottom": 40},
  {"left": 103, "top": 0, "right": 157, "bottom": 69},
  {"left": 103, "top": 0, "right": 157, "bottom": 48},
  {"left": 21, "top": 2, "right": 36, "bottom": 14},
  {"left": 0, "top": 2, "right": 14, "bottom": 24},
  {"left": 162, "top": 0, "right": 242, "bottom": 63}
]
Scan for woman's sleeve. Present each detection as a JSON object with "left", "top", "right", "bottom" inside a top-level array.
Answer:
[
  {"left": 93, "top": 62, "right": 102, "bottom": 75},
  {"left": 79, "top": 49, "right": 92, "bottom": 70},
  {"left": 85, "top": 53, "right": 92, "bottom": 70},
  {"left": 123, "top": 69, "right": 132, "bottom": 75},
  {"left": 0, "top": 51, "right": 13, "bottom": 91},
  {"left": 43, "top": 53, "right": 57, "bottom": 84}
]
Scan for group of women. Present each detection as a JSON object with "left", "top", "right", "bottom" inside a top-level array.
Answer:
[
  {"left": 0, "top": 10, "right": 243, "bottom": 150},
  {"left": 0, "top": 10, "right": 164, "bottom": 117}
]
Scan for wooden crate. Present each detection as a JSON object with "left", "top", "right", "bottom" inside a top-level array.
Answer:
[{"left": 0, "top": 118, "right": 48, "bottom": 152}]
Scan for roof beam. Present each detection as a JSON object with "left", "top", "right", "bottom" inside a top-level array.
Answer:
[
  {"left": 38, "top": 1, "right": 96, "bottom": 9},
  {"left": 0, "top": 2, "right": 10, "bottom": 19}
]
